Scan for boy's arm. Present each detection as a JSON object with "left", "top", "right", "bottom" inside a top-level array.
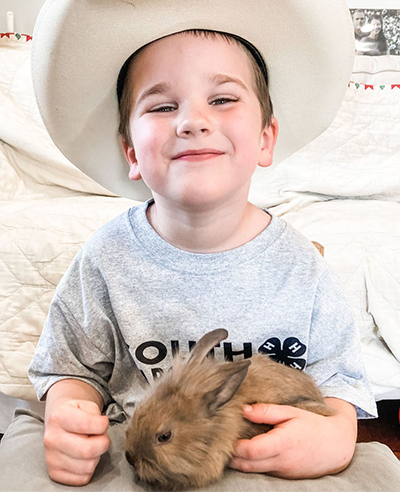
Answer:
[
  {"left": 230, "top": 397, "right": 357, "bottom": 478},
  {"left": 43, "top": 379, "right": 110, "bottom": 486},
  {"left": 45, "top": 378, "right": 105, "bottom": 416}
]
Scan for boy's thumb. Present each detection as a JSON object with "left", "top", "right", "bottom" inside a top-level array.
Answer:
[
  {"left": 75, "top": 400, "right": 109, "bottom": 429},
  {"left": 243, "top": 403, "right": 299, "bottom": 425},
  {"left": 63, "top": 400, "right": 109, "bottom": 435},
  {"left": 75, "top": 399, "right": 103, "bottom": 415}
]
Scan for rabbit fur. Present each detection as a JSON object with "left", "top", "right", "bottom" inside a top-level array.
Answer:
[{"left": 125, "top": 329, "right": 335, "bottom": 490}]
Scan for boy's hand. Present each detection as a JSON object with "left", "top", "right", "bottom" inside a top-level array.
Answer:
[
  {"left": 44, "top": 399, "right": 110, "bottom": 486},
  {"left": 229, "top": 398, "right": 357, "bottom": 479}
]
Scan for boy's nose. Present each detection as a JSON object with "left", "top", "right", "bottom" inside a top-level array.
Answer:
[{"left": 176, "top": 106, "right": 213, "bottom": 138}]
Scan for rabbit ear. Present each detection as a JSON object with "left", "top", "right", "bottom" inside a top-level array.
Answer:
[
  {"left": 201, "top": 359, "right": 251, "bottom": 416},
  {"left": 187, "top": 329, "right": 229, "bottom": 366}
]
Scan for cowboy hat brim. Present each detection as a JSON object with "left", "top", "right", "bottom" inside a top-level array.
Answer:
[{"left": 32, "top": 0, "right": 354, "bottom": 201}]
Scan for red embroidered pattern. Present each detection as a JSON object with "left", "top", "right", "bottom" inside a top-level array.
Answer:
[
  {"left": 348, "top": 81, "right": 400, "bottom": 91},
  {"left": 0, "top": 33, "right": 32, "bottom": 41}
]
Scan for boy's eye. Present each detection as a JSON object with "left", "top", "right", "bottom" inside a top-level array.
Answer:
[
  {"left": 149, "top": 105, "right": 175, "bottom": 113},
  {"left": 146, "top": 97, "right": 238, "bottom": 113},
  {"left": 211, "top": 97, "right": 238, "bottom": 106}
]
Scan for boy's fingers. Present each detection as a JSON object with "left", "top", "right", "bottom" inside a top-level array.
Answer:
[
  {"left": 242, "top": 403, "right": 300, "bottom": 425},
  {"left": 68, "top": 399, "right": 102, "bottom": 415},
  {"left": 60, "top": 406, "right": 109, "bottom": 435},
  {"left": 49, "top": 467, "right": 95, "bottom": 487},
  {"left": 47, "top": 452, "right": 101, "bottom": 477},
  {"left": 233, "top": 430, "right": 281, "bottom": 461},
  {"left": 51, "top": 432, "right": 111, "bottom": 460},
  {"left": 232, "top": 404, "right": 303, "bottom": 462},
  {"left": 229, "top": 455, "right": 277, "bottom": 474}
]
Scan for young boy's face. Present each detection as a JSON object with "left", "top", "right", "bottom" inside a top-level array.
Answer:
[{"left": 123, "top": 32, "right": 277, "bottom": 209}]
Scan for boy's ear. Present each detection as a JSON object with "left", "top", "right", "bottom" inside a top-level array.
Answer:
[
  {"left": 122, "top": 138, "right": 142, "bottom": 181},
  {"left": 258, "top": 117, "right": 279, "bottom": 168}
]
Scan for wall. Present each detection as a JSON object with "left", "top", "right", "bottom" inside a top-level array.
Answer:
[
  {"left": 347, "top": 0, "right": 400, "bottom": 7},
  {"left": 0, "top": 0, "right": 46, "bottom": 34}
]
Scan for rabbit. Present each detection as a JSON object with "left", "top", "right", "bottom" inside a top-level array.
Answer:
[{"left": 125, "top": 328, "right": 335, "bottom": 490}]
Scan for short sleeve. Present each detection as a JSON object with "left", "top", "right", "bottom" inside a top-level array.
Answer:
[
  {"left": 28, "top": 293, "right": 115, "bottom": 409},
  {"left": 305, "top": 269, "right": 377, "bottom": 419},
  {"left": 28, "top": 247, "right": 145, "bottom": 422}
]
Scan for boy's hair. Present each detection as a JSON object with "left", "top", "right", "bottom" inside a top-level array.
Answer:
[{"left": 117, "top": 30, "right": 274, "bottom": 149}]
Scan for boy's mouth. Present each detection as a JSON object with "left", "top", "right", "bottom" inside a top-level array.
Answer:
[{"left": 172, "top": 149, "right": 224, "bottom": 161}]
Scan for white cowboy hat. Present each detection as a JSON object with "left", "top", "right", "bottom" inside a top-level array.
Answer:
[{"left": 32, "top": 0, "right": 354, "bottom": 201}]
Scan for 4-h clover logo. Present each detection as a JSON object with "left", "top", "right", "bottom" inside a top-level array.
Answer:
[{"left": 258, "top": 337, "right": 307, "bottom": 370}]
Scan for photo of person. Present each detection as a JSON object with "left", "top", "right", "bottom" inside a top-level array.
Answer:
[
  {"left": 352, "top": 9, "right": 367, "bottom": 41},
  {"left": 350, "top": 9, "right": 400, "bottom": 56},
  {"left": 356, "top": 14, "right": 388, "bottom": 56}
]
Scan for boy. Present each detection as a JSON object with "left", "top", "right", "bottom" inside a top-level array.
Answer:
[{"left": 1, "top": 0, "right": 400, "bottom": 490}]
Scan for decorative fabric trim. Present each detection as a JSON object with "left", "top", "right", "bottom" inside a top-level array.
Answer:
[
  {"left": 0, "top": 33, "right": 32, "bottom": 42},
  {"left": 348, "top": 81, "right": 400, "bottom": 91}
]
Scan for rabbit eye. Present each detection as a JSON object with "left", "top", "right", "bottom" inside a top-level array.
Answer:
[{"left": 156, "top": 430, "right": 172, "bottom": 444}]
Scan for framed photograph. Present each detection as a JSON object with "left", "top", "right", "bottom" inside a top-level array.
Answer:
[{"left": 350, "top": 8, "right": 400, "bottom": 55}]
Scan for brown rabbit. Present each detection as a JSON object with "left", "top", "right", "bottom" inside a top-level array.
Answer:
[{"left": 125, "top": 329, "right": 335, "bottom": 490}]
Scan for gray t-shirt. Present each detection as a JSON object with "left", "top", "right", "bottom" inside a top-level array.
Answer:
[{"left": 28, "top": 200, "right": 377, "bottom": 422}]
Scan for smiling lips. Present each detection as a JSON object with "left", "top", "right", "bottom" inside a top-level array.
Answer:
[{"left": 172, "top": 149, "right": 224, "bottom": 161}]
